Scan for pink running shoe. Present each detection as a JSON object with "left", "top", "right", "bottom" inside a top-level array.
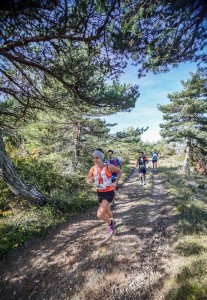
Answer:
[{"left": 108, "top": 219, "right": 116, "bottom": 234}]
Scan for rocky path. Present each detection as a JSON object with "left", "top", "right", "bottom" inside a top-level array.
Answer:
[{"left": 0, "top": 168, "right": 178, "bottom": 300}]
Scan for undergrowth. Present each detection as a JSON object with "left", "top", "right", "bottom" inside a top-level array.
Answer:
[
  {"left": 159, "top": 158, "right": 207, "bottom": 300},
  {"left": 0, "top": 151, "right": 133, "bottom": 258}
]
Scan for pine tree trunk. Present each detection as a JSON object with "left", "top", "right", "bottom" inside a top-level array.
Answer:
[
  {"left": 75, "top": 122, "right": 81, "bottom": 158},
  {"left": 0, "top": 132, "right": 47, "bottom": 205},
  {"left": 183, "top": 140, "right": 191, "bottom": 175}
]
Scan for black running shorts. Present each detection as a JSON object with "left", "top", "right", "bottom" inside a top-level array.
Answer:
[
  {"left": 97, "top": 190, "right": 115, "bottom": 203},
  {"left": 139, "top": 167, "right": 146, "bottom": 174}
]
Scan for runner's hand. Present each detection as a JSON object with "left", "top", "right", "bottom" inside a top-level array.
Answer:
[
  {"left": 112, "top": 182, "right": 117, "bottom": 188},
  {"left": 86, "top": 178, "right": 94, "bottom": 184}
]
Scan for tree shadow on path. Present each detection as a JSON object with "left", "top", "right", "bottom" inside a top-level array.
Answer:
[{"left": 0, "top": 168, "right": 181, "bottom": 300}]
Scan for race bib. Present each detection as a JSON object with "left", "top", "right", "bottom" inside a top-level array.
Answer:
[{"left": 96, "top": 184, "right": 106, "bottom": 190}]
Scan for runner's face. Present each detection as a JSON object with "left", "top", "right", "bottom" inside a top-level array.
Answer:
[
  {"left": 108, "top": 152, "right": 113, "bottom": 159},
  {"left": 93, "top": 156, "right": 103, "bottom": 166}
]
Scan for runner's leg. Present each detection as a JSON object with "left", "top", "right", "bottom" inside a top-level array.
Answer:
[
  {"left": 110, "top": 179, "right": 116, "bottom": 207},
  {"left": 97, "top": 199, "right": 116, "bottom": 234},
  {"left": 143, "top": 169, "right": 146, "bottom": 184},
  {"left": 97, "top": 200, "right": 112, "bottom": 224},
  {"left": 139, "top": 170, "right": 143, "bottom": 185},
  {"left": 155, "top": 161, "right": 157, "bottom": 170}
]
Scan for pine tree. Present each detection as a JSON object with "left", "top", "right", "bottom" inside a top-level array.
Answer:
[
  {"left": 0, "top": 47, "right": 139, "bottom": 204},
  {"left": 1, "top": 0, "right": 207, "bottom": 111},
  {"left": 159, "top": 69, "right": 207, "bottom": 174}
]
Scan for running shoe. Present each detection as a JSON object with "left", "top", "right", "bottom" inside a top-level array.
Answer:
[
  {"left": 108, "top": 219, "right": 116, "bottom": 234},
  {"left": 110, "top": 200, "right": 115, "bottom": 207}
]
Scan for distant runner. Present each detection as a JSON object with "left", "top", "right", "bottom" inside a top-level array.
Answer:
[
  {"left": 86, "top": 148, "right": 122, "bottom": 235},
  {"left": 151, "top": 149, "right": 159, "bottom": 172},
  {"left": 136, "top": 151, "right": 149, "bottom": 186}
]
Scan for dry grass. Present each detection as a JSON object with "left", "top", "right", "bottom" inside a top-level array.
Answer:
[{"left": 158, "top": 156, "right": 207, "bottom": 300}]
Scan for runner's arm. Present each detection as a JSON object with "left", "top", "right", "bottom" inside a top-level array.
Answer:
[
  {"left": 86, "top": 168, "right": 94, "bottom": 184},
  {"left": 108, "top": 164, "right": 122, "bottom": 186},
  {"left": 117, "top": 159, "right": 121, "bottom": 169}
]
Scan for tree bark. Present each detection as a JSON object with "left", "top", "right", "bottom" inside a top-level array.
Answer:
[
  {"left": 183, "top": 139, "right": 191, "bottom": 175},
  {"left": 75, "top": 122, "right": 81, "bottom": 158},
  {"left": 0, "top": 131, "right": 47, "bottom": 205}
]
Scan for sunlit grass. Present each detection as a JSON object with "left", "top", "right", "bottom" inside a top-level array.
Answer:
[
  {"left": 159, "top": 156, "right": 207, "bottom": 300},
  {"left": 119, "top": 165, "right": 135, "bottom": 184},
  {"left": 0, "top": 195, "right": 97, "bottom": 258}
]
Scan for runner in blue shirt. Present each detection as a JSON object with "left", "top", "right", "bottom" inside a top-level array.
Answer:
[
  {"left": 105, "top": 150, "right": 122, "bottom": 206},
  {"left": 151, "top": 149, "right": 159, "bottom": 172}
]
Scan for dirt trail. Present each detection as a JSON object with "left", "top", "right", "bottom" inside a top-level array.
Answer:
[{"left": 0, "top": 168, "right": 178, "bottom": 300}]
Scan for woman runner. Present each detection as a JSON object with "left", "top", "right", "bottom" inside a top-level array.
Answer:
[{"left": 86, "top": 148, "right": 122, "bottom": 234}]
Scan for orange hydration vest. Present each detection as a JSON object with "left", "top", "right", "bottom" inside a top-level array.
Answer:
[{"left": 91, "top": 164, "right": 113, "bottom": 192}]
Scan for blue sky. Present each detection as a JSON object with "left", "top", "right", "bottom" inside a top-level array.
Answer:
[{"left": 104, "top": 61, "right": 197, "bottom": 143}]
